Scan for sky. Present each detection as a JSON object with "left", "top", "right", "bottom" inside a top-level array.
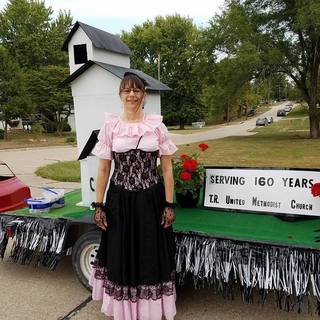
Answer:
[{"left": 0, "top": 0, "right": 226, "bottom": 34}]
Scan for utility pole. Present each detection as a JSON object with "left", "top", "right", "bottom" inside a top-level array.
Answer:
[
  {"left": 157, "top": 53, "right": 161, "bottom": 81},
  {"left": 227, "top": 100, "right": 230, "bottom": 125}
]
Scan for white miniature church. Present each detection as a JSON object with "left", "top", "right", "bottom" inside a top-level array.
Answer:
[{"left": 61, "top": 21, "right": 171, "bottom": 206}]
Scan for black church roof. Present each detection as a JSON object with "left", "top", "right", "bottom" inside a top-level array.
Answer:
[
  {"left": 62, "top": 21, "right": 132, "bottom": 56},
  {"left": 78, "top": 130, "right": 99, "bottom": 160},
  {"left": 60, "top": 60, "right": 171, "bottom": 92}
]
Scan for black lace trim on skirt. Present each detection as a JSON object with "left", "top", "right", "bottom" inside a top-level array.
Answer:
[{"left": 92, "top": 262, "right": 175, "bottom": 302}]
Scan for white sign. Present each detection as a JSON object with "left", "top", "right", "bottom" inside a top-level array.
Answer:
[{"left": 203, "top": 167, "right": 320, "bottom": 216}]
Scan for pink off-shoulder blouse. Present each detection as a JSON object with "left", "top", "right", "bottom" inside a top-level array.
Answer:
[{"left": 92, "top": 113, "right": 178, "bottom": 159}]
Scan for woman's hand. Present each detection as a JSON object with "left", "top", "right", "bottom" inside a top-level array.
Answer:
[
  {"left": 94, "top": 159, "right": 111, "bottom": 231},
  {"left": 94, "top": 207, "right": 107, "bottom": 231},
  {"left": 161, "top": 206, "right": 176, "bottom": 228}
]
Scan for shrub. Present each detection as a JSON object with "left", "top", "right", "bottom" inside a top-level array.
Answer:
[
  {"left": 43, "top": 121, "right": 57, "bottom": 133},
  {"left": 0, "top": 129, "right": 4, "bottom": 139},
  {"left": 61, "top": 121, "right": 71, "bottom": 132},
  {"left": 31, "top": 123, "right": 44, "bottom": 135},
  {"left": 65, "top": 136, "right": 76, "bottom": 143},
  {"left": 43, "top": 121, "right": 71, "bottom": 133}
]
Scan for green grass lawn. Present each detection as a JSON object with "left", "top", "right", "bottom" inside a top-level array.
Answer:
[
  {"left": 0, "top": 130, "right": 76, "bottom": 149},
  {"left": 184, "top": 133, "right": 319, "bottom": 169},
  {"left": 35, "top": 161, "right": 81, "bottom": 182},
  {"left": 286, "top": 103, "right": 309, "bottom": 118},
  {"left": 36, "top": 113, "right": 319, "bottom": 182},
  {"left": 182, "top": 116, "right": 318, "bottom": 169}
]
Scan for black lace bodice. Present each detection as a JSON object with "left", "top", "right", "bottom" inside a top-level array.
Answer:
[{"left": 110, "top": 149, "right": 160, "bottom": 191}]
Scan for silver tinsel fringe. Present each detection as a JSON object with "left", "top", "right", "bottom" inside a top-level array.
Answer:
[
  {"left": 175, "top": 232, "right": 320, "bottom": 314},
  {"left": 2, "top": 215, "right": 320, "bottom": 313},
  {"left": 0, "top": 216, "right": 67, "bottom": 270}
]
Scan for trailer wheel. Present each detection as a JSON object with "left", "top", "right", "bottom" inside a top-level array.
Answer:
[{"left": 72, "top": 230, "right": 100, "bottom": 290}]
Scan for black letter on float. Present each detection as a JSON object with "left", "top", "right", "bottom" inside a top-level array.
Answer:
[{"left": 90, "top": 177, "right": 95, "bottom": 191}]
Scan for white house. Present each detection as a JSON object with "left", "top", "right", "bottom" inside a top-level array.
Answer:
[
  {"left": 61, "top": 21, "right": 171, "bottom": 206},
  {"left": 0, "top": 119, "right": 23, "bottom": 131}
]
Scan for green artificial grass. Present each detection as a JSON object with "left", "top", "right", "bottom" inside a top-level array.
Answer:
[{"left": 8, "top": 189, "right": 320, "bottom": 249}]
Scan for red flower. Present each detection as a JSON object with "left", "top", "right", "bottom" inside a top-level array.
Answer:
[
  {"left": 180, "top": 171, "right": 191, "bottom": 181},
  {"left": 180, "top": 154, "right": 190, "bottom": 160},
  {"left": 198, "top": 143, "right": 209, "bottom": 151},
  {"left": 311, "top": 182, "right": 320, "bottom": 197},
  {"left": 183, "top": 159, "right": 198, "bottom": 172}
]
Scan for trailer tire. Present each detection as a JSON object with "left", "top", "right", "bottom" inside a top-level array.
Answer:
[{"left": 72, "top": 230, "right": 100, "bottom": 290}]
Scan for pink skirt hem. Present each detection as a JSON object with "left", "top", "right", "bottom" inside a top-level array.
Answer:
[{"left": 90, "top": 272, "right": 176, "bottom": 320}]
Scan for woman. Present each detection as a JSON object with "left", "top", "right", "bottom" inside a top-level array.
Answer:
[{"left": 90, "top": 72, "right": 178, "bottom": 320}]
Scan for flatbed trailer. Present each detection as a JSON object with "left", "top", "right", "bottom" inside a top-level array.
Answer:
[{"left": 1, "top": 189, "right": 320, "bottom": 313}]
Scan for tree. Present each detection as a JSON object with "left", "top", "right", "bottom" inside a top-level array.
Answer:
[
  {"left": 27, "top": 65, "right": 73, "bottom": 134},
  {"left": 249, "top": 0, "right": 320, "bottom": 138},
  {"left": 46, "top": 10, "right": 73, "bottom": 66},
  {"left": 206, "top": 0, "right": 320, "bottom": 138},
  {"left": 0, "top": 0, "right": 73, "bottom": 133},
  {"left": 0, "top": 46, "right": 31, "bottom": 138},
  {"left": 202, "top": 3, "right": 267, "bottom": 123},
  {"left": 267, "top": 74, "right": 290, "bottom": 101},
  {"left": 122, "top": 15, "right": 207, "bottom": 129},
  {"left": 0, "top": 0, "right": 72, "bottom": 67},
  {"left": 201, "top": 38, "right": 262, "bottom": 122}
]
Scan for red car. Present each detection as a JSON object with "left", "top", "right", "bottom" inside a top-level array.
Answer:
[{"left": 0, "top": 162, "right": 31, "bottom": 212}]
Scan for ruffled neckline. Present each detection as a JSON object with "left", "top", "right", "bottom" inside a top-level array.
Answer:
[{"left": 104, "top": 112, "right": 162, "bottom": 137}]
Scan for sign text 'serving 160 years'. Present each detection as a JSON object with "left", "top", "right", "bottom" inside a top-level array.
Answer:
[{"left": 204, "top": 168, "right": 320, "bottom": 216}]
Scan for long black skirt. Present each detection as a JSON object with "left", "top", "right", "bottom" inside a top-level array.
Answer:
[{"left": 95, "top": 181, "right": 176, "bottom": 291}]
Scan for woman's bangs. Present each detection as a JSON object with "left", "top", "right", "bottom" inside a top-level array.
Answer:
[{"left": 120, "top": 74, "right": 145, "bottom": 92}]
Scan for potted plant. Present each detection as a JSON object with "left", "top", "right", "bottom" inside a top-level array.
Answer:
[{"left": 173, "top": 143, "right": 209, "bottom": 208}]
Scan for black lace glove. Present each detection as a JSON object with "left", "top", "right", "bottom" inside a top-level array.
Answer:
[
  {"left": 161, "top": 202, "right": 176, "bottom": 228},
  {"left": 92, "top": 202, "right": 107, "bottom": 231}
]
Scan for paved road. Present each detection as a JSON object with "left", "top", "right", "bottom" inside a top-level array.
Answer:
[
  {"left": 2, "top": 102, "right": 314, "bottom": 320},
  {"left": 169, "top": 103, "right": 287, "bottom": 145},
  {"left": 0, "top": 146, "right": 80, "bottom": 197}
]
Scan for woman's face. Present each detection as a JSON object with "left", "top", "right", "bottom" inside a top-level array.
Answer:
[{"left": 120, "top": 85, "right": 146, "bottom": 112}]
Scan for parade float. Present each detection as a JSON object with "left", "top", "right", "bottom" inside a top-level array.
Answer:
[{"left": 1, "top": 21, "right": 320, "bottom": 314}]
